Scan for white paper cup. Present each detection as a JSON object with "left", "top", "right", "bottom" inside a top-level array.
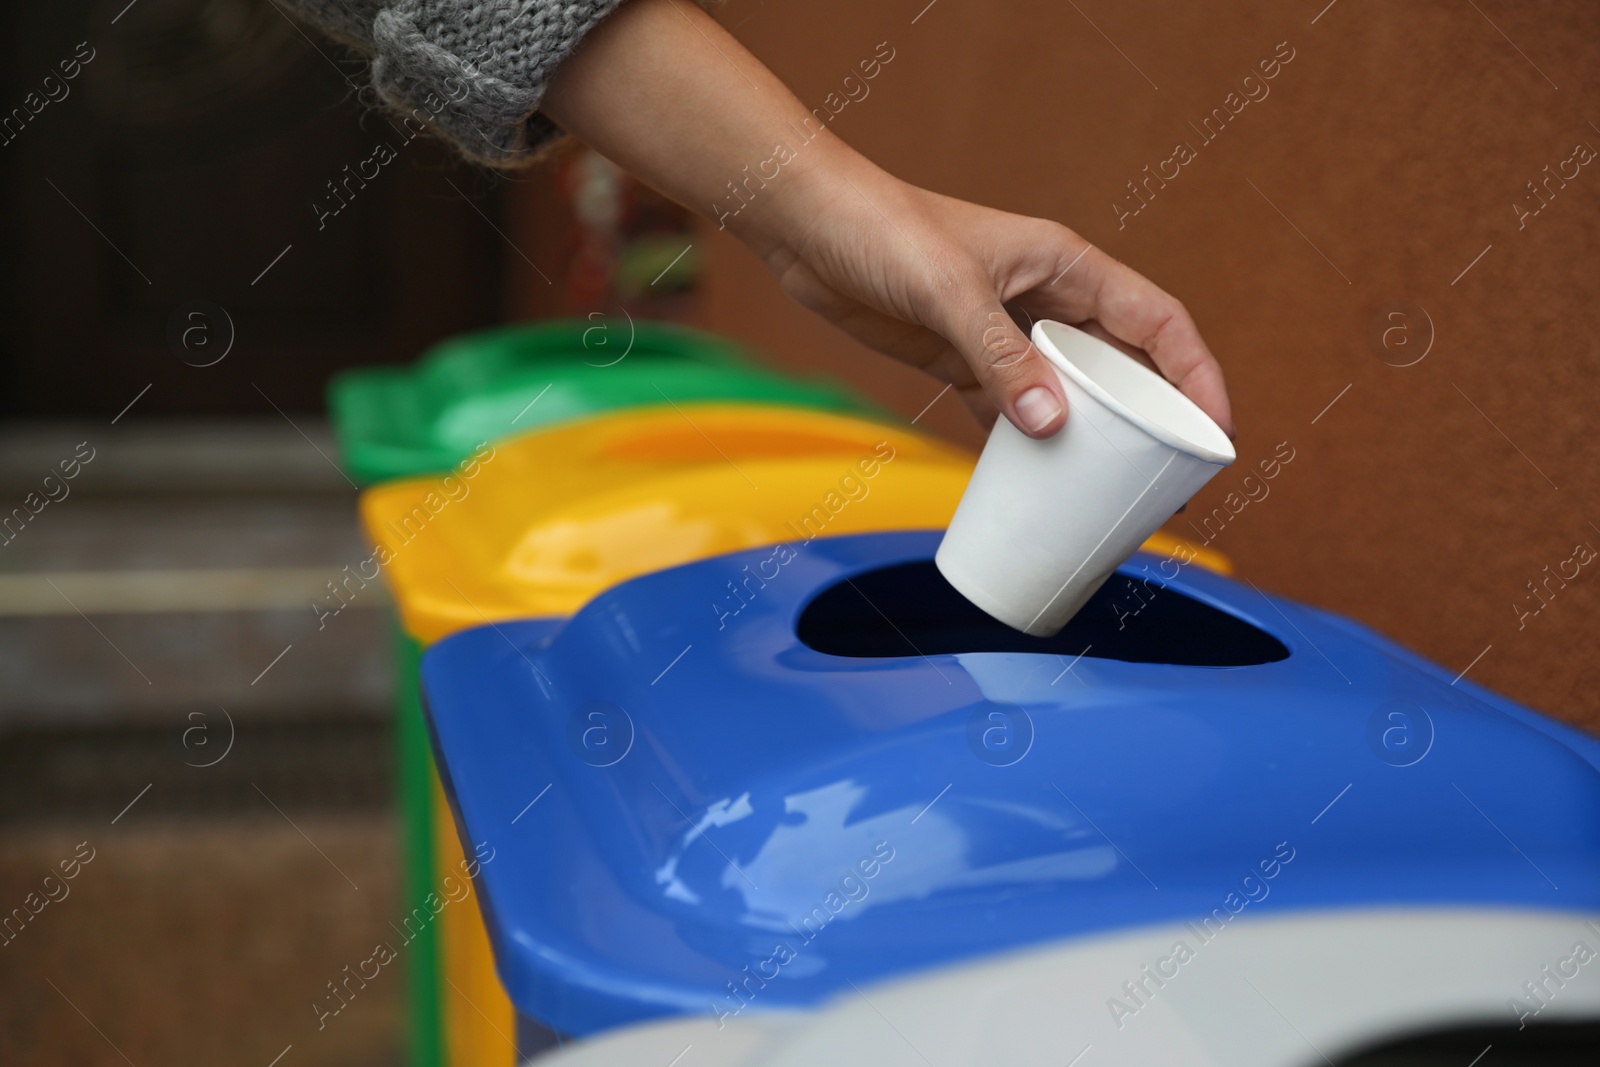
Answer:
[{"left": 935, "top": 320, "right": 1236, "bottom": 636}]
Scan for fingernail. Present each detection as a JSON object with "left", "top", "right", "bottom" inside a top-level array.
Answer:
[{"left": 1014, "top": 386, "right": 1063, "bottom": 434}]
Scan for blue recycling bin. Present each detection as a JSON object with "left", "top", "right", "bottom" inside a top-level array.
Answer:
[{"left": 419, "top": 530, "right": 1600, "bottom": 1038}]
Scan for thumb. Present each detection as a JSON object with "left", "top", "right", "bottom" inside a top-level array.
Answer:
[{"left": 959, "top": 306, "right": 1067, "bottom": 438}]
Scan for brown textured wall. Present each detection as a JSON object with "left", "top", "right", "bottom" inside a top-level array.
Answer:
[{"left": 696, "top": 0, "right": 1600, "bottom": 734}]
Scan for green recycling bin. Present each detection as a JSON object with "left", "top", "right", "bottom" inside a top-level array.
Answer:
[
  {"left": 326, "top": 318, "right": 875, "bottom": 1067},
  {"left": 329, "top": 318, "right": 877, "bottom": 485}
]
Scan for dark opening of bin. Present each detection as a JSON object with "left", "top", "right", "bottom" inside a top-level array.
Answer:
[
  {"left": 797, "top": 561, "right": 1290, "bottom": 667},
  {"left": 1332, "top": 1021, "right": 1600, "bottom": 1066}
]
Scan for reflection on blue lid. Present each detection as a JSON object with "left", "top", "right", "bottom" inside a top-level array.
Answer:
[{"left": 420, "top": 530, "right": 1600, "bottom": 1036}]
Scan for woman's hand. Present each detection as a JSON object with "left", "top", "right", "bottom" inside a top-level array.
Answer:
[
  {"left": 745, "top": 153, "right": 1234, "bottom": 438},
  {"left": 543, "top": 0, "right": 1233, "bottom": 440}
]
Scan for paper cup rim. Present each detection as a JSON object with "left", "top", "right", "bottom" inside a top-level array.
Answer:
[{"left": 1031, "top": 320, "right": 1237, "bottom": 465}]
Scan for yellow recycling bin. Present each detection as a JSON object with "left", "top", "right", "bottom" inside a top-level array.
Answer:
[{"left": 358, "top": 401, "right": 1230, "bottom": 1064}]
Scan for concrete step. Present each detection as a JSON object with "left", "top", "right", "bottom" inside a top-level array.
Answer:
[{"left": 0, "top": 421, "right": 395, "bottom": 731}]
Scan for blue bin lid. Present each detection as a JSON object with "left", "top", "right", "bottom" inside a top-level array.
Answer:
[{"left": 421, "top": 530, "right": 1600, "bottom": 1036}]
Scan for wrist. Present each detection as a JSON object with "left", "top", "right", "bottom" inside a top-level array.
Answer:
[{"left": 719, "top": 132, "right": 893, "bottom": 267}]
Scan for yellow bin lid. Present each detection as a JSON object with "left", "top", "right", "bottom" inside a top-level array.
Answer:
[{"left": 358, "top": 402, "right": 1229, "bottom": 644}]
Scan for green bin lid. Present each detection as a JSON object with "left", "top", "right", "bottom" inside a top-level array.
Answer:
[{"left": 327, "top": 319, "right": 880, "bottom": 484}]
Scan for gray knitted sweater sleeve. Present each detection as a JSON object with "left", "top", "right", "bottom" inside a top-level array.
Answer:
[{"left": 284, "top": 0, "right": 628, "bottom": 166}]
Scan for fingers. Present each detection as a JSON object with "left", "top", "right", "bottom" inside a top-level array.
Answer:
[
  {"left": 770, "top": 190, "right": 1229, "bottom": 441},
  {"left": 783, "top": 203, "right": 1070, "bottom": 438},
  {"left": 807, "top": 262, "right": 1068, "bottom": 438},
  {"left": 939, "top": 299, "right": 1066, "bottom": 438},
  {"left": 822, "top": 296, "right": 1006, "bottom": 430},
  {"left": 774, "top": 259, "right": 1004, "bottom": 430},
  {"left": 1020, "top": 243, "right": 1236, "bottom": 438},
  {"left": 894, "top": 226, "right": 1067, "bottom": 436},
  {"left": 987, "top": 316, "right": 1067, "bottom": 438}
]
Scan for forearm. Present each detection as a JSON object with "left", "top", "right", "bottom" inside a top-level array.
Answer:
[
  {"left": 540, "top": 0, "right": 877, "bottom": 261},
  {"left": 540, "top": 0, "right": 1231, "bottom": 441}
]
